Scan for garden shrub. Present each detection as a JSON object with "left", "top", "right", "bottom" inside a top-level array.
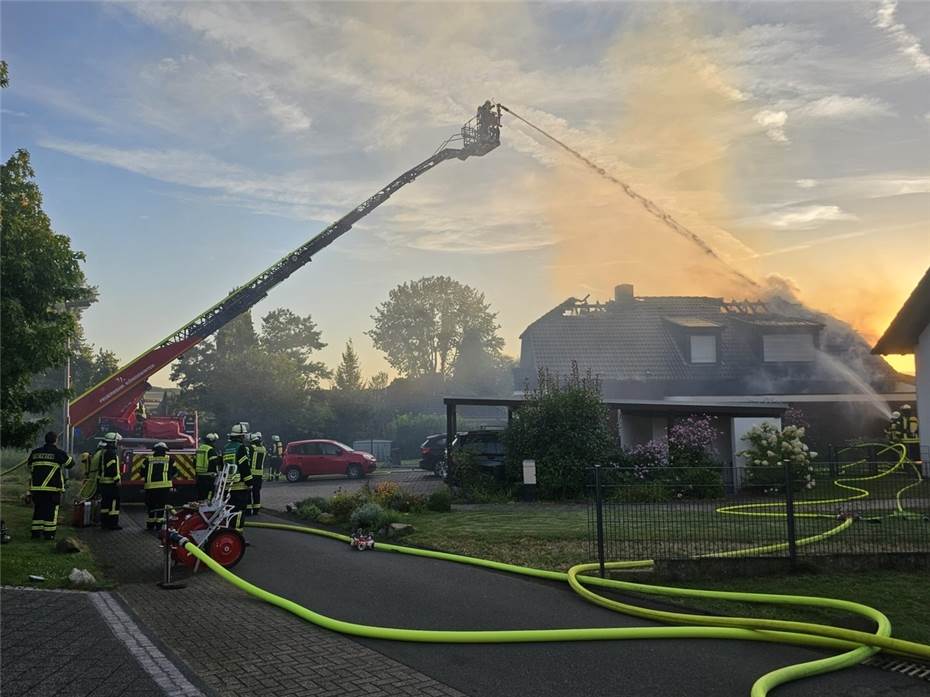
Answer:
[
  {"left": 371, "top": 481, "right": 401, "bottom": 508},
  {"left": 615, "top": 481, "right": 671, "bottom": 503},
  {"left": 329, "top": 489, "right": 366, "bottom": 521},
  {"left": 426, "top": 486, "right": 452, "bottom": 512},
  {"left": 299, "top": 496, "right": 329, "bottom": 513},
  {"left": 350, "top": 502, "right": 387, "bottom": 531},
  {"left": 504, "top": 365, "right": 613, "bottom": 501},
  {"left": 296, "top": 502, "right": 322, "bottom": 522},
  {"left": 449, "top": 448, "right": 509, "bottom": 502},
  {"left": 741, "top": 423, "right": 817, "bottom": 492}
]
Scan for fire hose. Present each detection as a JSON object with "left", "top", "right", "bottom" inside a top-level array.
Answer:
[{"left": 171, "top": 442, "right": 928, "bottom": 697}]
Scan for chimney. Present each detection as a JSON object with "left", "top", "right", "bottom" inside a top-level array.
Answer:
[{"left": 614, "top": 284, "right": 634, "bottom": 304}]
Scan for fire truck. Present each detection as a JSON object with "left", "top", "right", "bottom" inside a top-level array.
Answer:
[{"left": 67, "top": 103, "right": 502, "bottom": 496}]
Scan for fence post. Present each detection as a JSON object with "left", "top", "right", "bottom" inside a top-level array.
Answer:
[
  {"left": 783, "top": 462, "right": 797, "bottom": 564},
  {"left": 594, "top": 465, "right": 606, "bottom": 578}
]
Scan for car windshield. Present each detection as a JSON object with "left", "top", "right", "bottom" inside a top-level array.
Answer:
[{"left": 330, "top": 441, "right": 352, "bottom": 451}]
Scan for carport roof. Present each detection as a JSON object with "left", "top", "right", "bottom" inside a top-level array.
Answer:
[{"left": 443, "top": 396, "right": 787, "bottom": 417}]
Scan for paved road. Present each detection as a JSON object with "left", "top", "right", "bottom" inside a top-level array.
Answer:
[
  {"left": 260, "top": 468, "right": 442, "bottom": 511},
  {"left": 233, "top": 523, "right": 927, "bottom": 697}
]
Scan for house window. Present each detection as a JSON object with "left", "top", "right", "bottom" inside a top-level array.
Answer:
[
  {"left": 690, "top": 335, "right": 717, "bottom": 363},
  {"left": 763, "top": 333, "right": 815, "bottom": 362}
]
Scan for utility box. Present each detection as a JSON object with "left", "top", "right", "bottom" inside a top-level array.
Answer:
[{"left": 352, "top": 439, "right": 392, "bottom": 463}]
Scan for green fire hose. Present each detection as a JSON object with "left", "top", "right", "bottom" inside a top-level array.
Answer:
[{"left": 177, "top": 441, "right": 929, "bottom": 697}]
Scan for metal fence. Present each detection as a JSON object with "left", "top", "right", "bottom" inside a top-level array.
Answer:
[{"left": 586, "top": 454, "right": 930, "bottom": 574}]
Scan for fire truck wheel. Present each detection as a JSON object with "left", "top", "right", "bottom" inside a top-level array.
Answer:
[{"left": 208, "top": 529, "right": 245, "bottom": 568}]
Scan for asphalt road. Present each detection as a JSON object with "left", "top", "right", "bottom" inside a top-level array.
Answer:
[{"left": 233, "top": 522, "right": 926, "bottom": 697}]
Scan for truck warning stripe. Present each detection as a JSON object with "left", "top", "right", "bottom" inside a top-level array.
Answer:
[{"left": 130, "top": 454, "right": 195, "bottom": 481}]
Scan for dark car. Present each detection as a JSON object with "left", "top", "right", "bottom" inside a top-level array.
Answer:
[
  {"left": 419, "top": 433, "right": 447, "bottom": 473},
  {"left": 437, "top": 429, "right": 506, "bottom": 482}
]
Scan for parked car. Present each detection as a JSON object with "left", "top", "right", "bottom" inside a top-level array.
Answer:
[
  {"left": 282, "top": 439, "right": 377, "bottom": 482},
  {"left": 437, "top": 429, "right": 506, "bottom": 482},
  {"left": 419, "top": 433, "right": 447, "bottom": 473}
]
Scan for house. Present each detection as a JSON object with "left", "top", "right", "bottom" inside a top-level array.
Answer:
[
  {"left": 873, "top": 266, "right": 929, "bottom": 463},
  {"left": 516, "top": 284, "right": 915, "bottom": 449}
]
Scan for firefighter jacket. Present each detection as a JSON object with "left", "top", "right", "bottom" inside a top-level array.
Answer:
[
  {"left": 195, "top": 443, "right": 222, "bottom": 476},
  {"left": 28, "top": 444, "right": 74, "bottom": 492},
  {"left": 141, "top": 454, "right": 175, "bottom": 490},
  {"left": 250, "top": 444, "right": 267, "bottom": 479},
  {"left": 95, "top": 446, "right": 121, "bottom": 485},
  {"left": 224, "top": 441, "right": 252, "bottom": 490}
]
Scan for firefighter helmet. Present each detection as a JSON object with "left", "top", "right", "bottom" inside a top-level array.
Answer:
[
  {"left": 250, "top": 432, "right": 263, "bottom": 443},
  {"left": 271, "top": 435, "right": 281, "bottom": 442},
  {"left": 102, "top": 432, "right": 122, "bottom": 444},
  {"left": 153, "top": 441, "right": 168, "bottom": 452},
  {"left": 228, "top": 423, "right": 248, "bottom": 438},
  {"left": 205, "top": 432, "right": 219, "bottom": 443},
  {"left": 891, "top": 411, "right": 901, "bottom": 420}
]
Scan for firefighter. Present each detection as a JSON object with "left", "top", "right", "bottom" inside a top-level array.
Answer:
[
  {"left": 247, "top": 432, "right": 267, "bottom": 516},
  {"left": 224, "top": 424, "right": 252, "bottom": 529},
  {"left": 194, "top": 432, "right": 222, "bottom": 501},
  {"left": 140, "top": 442, "right": 176, "bottom": 530},
  {"left": 901, "top": 404, "right": 919, "bottom": 441},
  {"left": 96, "top": 432, "right": 123, "bottom": 530},
  {"left": 269, "top": 435, "right": 284, "bottom": 481},
  {"left": 27, "top": 431, "right": 74, "bottom": 540},
  {"left": 887, "top": 411, "right": 904, "bottom": 443}
]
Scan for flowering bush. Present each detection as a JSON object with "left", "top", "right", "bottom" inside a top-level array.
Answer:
[
  {"left": 740, "top": 422, "right": 817, "bottom": 492},
  {"left": 371, "top": 481, "right": 402, "bottom": 508}
]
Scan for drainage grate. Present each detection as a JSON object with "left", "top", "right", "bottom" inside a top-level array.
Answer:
[{"left": 863, "top": 656, "right": 930, "bottom": 682}]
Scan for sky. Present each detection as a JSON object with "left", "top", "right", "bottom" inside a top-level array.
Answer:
[{"left": 2, "top": 1, "right": 928, "bottom": 386}]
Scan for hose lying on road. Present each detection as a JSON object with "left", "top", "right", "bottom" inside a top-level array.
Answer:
[{"left": 181, "top": 517, "right": 930, "bottom": 697}]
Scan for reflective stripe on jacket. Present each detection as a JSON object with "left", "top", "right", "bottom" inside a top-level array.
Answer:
[
  {"left": 142, "top": 454, "right": 173, "bottom": 490},
  {"left": 97, "top": 446, "right": 121, "bottom": 484},
  {"left": 28, "top": 445, "right": 73, "bottom": 492},
  {"left": 250, "top": 444, "right": 267, "bottom": 478},
  {"left": 195, "top": 444, "right": 221, "bottom": 475},
  {"left": 224, "top": 441, "right": 252, "bottom": 490}
]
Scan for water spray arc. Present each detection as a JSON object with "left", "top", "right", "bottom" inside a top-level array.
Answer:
[{"left": 497, "top": 104, "right": 760, "bottom": 291}]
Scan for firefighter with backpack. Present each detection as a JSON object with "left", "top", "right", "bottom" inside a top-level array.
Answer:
[{"left": 140, "top": 442, "right": 177, "bottom": 531}]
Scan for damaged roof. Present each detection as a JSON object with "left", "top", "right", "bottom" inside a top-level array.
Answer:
[{"left": 518, "top": 291, "right": 901, "bottom": 394}]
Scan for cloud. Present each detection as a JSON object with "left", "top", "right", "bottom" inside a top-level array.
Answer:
[
  {"left": 747, "top": 231, "right": 866, "bottom": 258},
  {"left": 754, "top": 109, "right": 789, "bottom": 142},
  {"left": 798, "top": 95, "right": 894, "bottom": 119},
  {"left": 755, "top": 205, "right": 858, "bottom": 229},
  {"left": 874, "top": 0, "right": 930, "bottom": 74},
  {"left": 796, "top": 179, "right": 817, "bottom": 189}
]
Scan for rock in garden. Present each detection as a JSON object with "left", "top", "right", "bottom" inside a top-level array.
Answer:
[
  {"left": 55, "top": 537, "right": 85, "bottom": 554},
  {"left": 68, "top": 568, "right": 96, "bottom": 586},
  {"left": 389, "top": 523, "right": 415, "bottom": 537}
]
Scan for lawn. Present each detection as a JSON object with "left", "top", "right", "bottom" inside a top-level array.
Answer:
[
  {"left": 0, "top": 448, "right": 108, "bottom": 589},
  {"left": 401, "top": 504, "right": 930, "bottom": 646}
]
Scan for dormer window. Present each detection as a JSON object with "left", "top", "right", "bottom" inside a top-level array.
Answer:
[
  {"left": 689, "top": 334, "right": 717, "bottom": 363},
  {"left": 763, "top": 333, "right": 815, "bottom": 362}
]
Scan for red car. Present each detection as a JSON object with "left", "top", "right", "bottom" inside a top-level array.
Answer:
[{"left": 282, "top": 439, "right": 377, "bottom": 482}]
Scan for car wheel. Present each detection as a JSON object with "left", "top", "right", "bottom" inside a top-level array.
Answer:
[
  {"left": 346, "top": 463, "right": 364, "bottom": 479},
  {"left": 434, "top": 459, "right": 448, "bottom": 481},
  {"left": 285, "top": 467, "right": 302, "bottom": 483}
]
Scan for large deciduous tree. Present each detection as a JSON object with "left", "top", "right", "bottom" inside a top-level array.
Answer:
[
  {"left": 170, "top": 310, "right": 331, "bottom": 440},
  {"left": 1, "top": 150, "right": 95, "bottom": 445},
  {"left": 367, "top": 276, "right": 503, "bottom": 378}
]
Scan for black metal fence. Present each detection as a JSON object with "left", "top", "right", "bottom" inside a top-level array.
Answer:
[{"left": 586, "top": 455, "right": 930, "bottom": 574}]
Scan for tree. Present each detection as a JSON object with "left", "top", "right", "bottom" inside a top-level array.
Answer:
[
  {"left": 0, "top": 61, "right": 8, "bottom": 88},
  {"left": 334, "top": 340, "right": 364, "bottom": 390},
  {"left": 451, "top": 328, "right": 515, "bottom": 396},
  {"left": 367, "top": 276, "right": 503, "bottom": 378},
  {"left": 170, "top": 310, "right": 331, "bottom": 440},
  {"left": 259, "top": 308, "right": 329, "bottom": 384},
  {"left": 367, "top": 371, "right": 390, "bottom": 390},
  {"left": 70, "top": 328, "right": 120, "bottom": 394},
  {"left": 503, "top": 365, "right": 613, "bottom": 500},
  {"left": 1, "top": 149, "right": 95, "bottom": 445}
]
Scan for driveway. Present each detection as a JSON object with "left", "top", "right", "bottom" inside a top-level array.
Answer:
[
  {"left": 259, "top": 468, "right": 443, "bottom": 511},
  {"left": 233, "top": 522, "right": 926, "bottom": 697}
]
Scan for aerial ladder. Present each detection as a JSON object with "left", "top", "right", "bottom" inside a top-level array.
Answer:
[{"left": 68, "top": 102, "right": 503, "bottom": 441}]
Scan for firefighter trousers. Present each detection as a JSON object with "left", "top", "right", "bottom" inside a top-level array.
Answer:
[
  {"left": 31, "top": 491, "right": 61, "bottom": 539},
  {"left": 144, "top": 487, "right": 170, "bottom": 530},
  {"left": 229, "top": 488, "right": 250, "bottom": 530},
  {"left": 248, "top": 477, "right": 262, "bottom": 515},
  {"left": 98, "top": 483, "right": 121, "bottom": 529},
  {"left": 195, "top": 474, "right": 214, "bottom": 502}
]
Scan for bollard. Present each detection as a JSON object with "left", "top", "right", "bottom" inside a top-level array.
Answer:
[{"left": 157, "top": 506, "right": 186, "bottom": 590}]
